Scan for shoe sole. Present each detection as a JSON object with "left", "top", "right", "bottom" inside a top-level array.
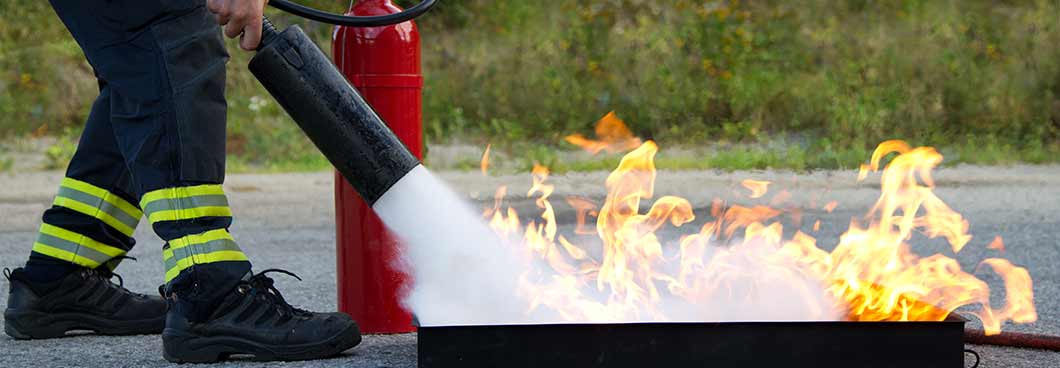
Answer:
[
  {"left": 162, "top": 323, "right": 362, "bottom": 363},
  {"left": 4, "top": 308, "right": 165, "bottom": 339}
]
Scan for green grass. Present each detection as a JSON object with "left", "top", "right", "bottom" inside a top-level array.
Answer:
[
  {"left": 0, "top": 154, "right": 11, "bottom": 173},
  {"left": 2, "top": 0, "right": 1059, "bottom": 172}
]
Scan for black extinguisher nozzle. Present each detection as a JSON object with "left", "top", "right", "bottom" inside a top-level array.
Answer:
[
  {"left": 249, "top": 23, "right": 420, "bottom": 205},
  {"left": 258, "top": 17, "right": 281, "bottom": 51}
]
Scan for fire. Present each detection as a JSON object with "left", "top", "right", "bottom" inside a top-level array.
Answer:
[
  {"left": 741, "top": 179, "right": 770, "bottom": 199},
  {"left": 482, "top": 116, "right": 1036, "bottom": 335},
  {"left": 564, "top": 111, "right": 643, "bottom": 154},
  {"left": 480, "top": 144, "right": 491, "bottom": 175},
  {"left": 987, "top": 236, "right": 1005, "bottom": 254},
  {"left": 824, "top": 201, "right": 838, "bottom": 213}
]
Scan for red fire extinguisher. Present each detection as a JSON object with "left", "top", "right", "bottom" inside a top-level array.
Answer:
[{"left": 332, "top": 0, "right": 422, "bottom": 334}]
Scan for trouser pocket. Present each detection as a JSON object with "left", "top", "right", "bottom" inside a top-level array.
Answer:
[{"left": 152, "top": 6, "right": 230, "bottom": 183}]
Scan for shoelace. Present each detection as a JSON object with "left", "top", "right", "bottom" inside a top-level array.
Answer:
[
  {"left": 88, "top": 255, "right": 139, "bottom": 287},
  {"left": 243, "top": 268, "right": 311, "bottom": 319}
]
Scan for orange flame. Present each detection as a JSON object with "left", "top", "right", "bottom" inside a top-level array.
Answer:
[
  {"left": 564, "top": 111, "right": 643, "bottom": 154},
  {"left": 741, "top": 179, "right": 770, "bottom": 199},
  {"left": 484, "top": 137, "right": 1035, "bottom": 334},
  {"left": 480, "top": 144, "right": 491, "bottom": 175},
  {"left": 987, "top": 236, "right": 1005, "bottom": 254},
  {"left": 565, "top": 196, "right": 599, "bottom": 235},
  {"left": 824, "top": 201, "right": 838, "bottom": 213}
]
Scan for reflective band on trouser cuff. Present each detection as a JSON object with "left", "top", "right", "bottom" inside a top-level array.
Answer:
[
  {"left": 140, "top": 184, "right": 232, "bottom": 224},
  {"left": 163, "top": 229, "right": 247, "bottom": 282},
  {"left": 53, "top": 177, "right": 142, "bottom": 237},
  {"left": 31, "top": 223, "right": 128, "bottom": 268}
]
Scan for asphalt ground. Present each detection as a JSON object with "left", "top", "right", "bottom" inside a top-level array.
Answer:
[{"left": 1, "top": 165, "right": 1059, "bottom": 367}]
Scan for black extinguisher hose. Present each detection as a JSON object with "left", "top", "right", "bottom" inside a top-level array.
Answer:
[{"left": 268, "top": 0, "right": 437, "bottom": 27}]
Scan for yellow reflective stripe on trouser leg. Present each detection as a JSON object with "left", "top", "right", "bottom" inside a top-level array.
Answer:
[
  {"left": 140, "top": 184, "right": 232, "bottom": 224},
  {"left": 31, "top": 223, "right": 128, "bottom": 268},
  {"left": 162, "top": 229, "right": 247, "bottom": 282},
  {"left": 53, "top": 177, "right": 142, "bottom": 237}
]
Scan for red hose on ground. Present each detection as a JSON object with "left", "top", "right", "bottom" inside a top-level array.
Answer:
[{"left": 965, "top": 329, "right": 1060, "bottom": 352}]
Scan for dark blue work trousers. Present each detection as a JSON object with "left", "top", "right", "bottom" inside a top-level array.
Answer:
[{"left": 34, "top": 0, "right": 252, "bottom": 320}]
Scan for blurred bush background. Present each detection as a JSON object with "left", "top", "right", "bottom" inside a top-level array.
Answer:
[{"left": 1, "top": 0, "right": 1059, "bottom": 171}]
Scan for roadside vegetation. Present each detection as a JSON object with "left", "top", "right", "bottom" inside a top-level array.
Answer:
[{"left": 2, "top": 0, "right": 1059, "bottom": 172}]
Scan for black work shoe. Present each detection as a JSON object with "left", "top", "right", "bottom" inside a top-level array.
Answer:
[
  {"left": 4, "top": 266, "right": 167, "bottom": 339},
  {"left": 162, "top": 269, "right": 362, "bottom": 363}
]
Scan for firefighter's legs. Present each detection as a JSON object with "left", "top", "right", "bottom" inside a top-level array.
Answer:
[
  {"left": 6, "top": 1, "right": 245, "bottom": 339},
  {"left": 40, "top": 0, "right": 251, "bottom": 318},
  {"left": 93, "top": 6, "right": 362, "bottom": 362},
  {"left": 9, "top": 1, "right": 361, "bottom": 358}
]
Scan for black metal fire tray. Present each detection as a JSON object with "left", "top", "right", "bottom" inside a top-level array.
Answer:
[{"left": 418, "top": 315, "right": 966, "bottom": 368}]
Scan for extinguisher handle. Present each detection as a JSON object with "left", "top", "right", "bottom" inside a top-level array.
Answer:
[
  {"left": 258, "top": 16, "right": 281, "bottom": 51},
  {"left": 268, "top": 0, "right": 437, "bottom": 27}
]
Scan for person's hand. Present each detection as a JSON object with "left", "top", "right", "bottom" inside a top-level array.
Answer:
[{"left": 207, "top": 0, "right": 268, "bottom": 51}]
